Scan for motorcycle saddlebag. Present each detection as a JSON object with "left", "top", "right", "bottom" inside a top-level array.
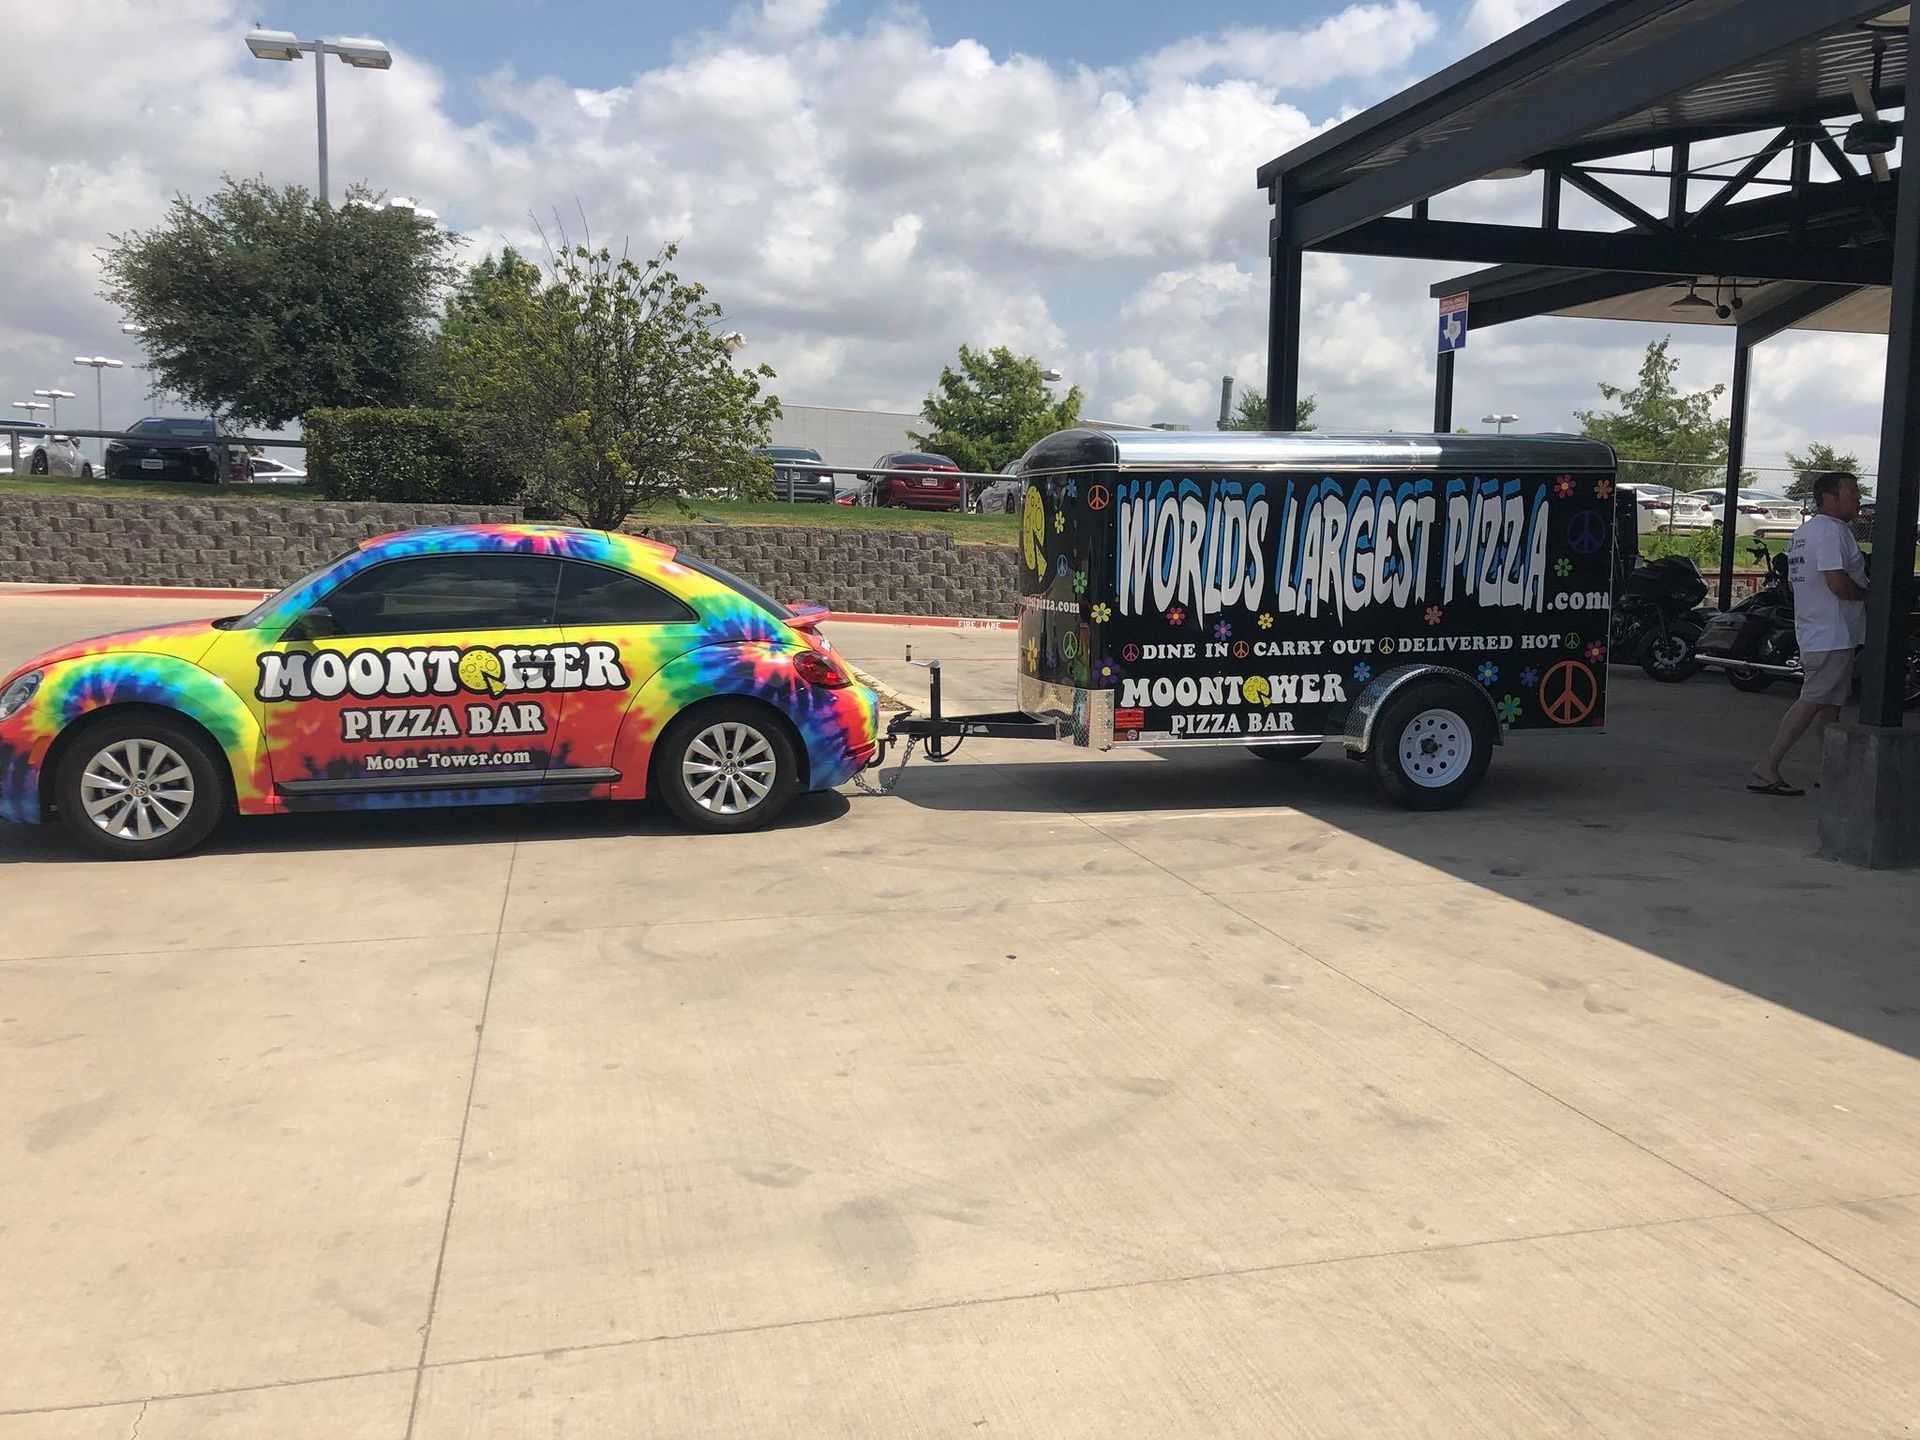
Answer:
[{"left": 1696, "top": 610, "right": 1771, "bottom": 661}]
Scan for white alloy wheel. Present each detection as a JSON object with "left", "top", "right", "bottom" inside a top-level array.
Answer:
[
  {"left": 680, "top": 721, "right": 777, "bottom": 815},
  {"left": 80, "top": 737, "right": 197, "bottom": 840}
]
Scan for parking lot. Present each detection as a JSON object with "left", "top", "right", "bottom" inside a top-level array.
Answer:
[{"left": 3, "top": 588, "right": 1918, "bottom": 1438}]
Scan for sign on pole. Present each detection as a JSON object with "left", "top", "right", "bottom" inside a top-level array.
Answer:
[{"left": 1437, "top": 291, "right": 1469, "bottom": 354}]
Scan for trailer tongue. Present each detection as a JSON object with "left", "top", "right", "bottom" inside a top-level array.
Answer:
[{"left": 865, "top": 429, "right": 1618, "bottom": 809}]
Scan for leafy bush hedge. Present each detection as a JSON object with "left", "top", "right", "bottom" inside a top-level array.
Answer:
[{"left": 305, "top": 407, "right": 523, "bottom": 504}]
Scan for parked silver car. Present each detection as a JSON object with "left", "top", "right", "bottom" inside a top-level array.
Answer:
[
  {"left": 1687, "top": 487, "right": 1802, "bottom": 537},
  {"left": 972, "top": 457, "right": 1026, "bottom": 514},
  {"left": 1, "top": 422, "right": 91, "bottom": 478}
]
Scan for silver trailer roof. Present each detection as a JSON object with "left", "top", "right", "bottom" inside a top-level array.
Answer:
[{"left": 1022, "top": 428, "right": 1615, "bottom": 474}]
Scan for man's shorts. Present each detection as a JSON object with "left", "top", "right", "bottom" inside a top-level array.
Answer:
[{"left": 1800, "top": 648, "right": 1857, "bottom": 706}]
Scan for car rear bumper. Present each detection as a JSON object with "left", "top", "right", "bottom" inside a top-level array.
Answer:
[{"left": 773, "top": 478, "right": 836, "bottom": 503}]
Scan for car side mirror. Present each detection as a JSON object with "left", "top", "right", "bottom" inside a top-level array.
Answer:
[{"left": 288, "top": 604, "right": 336, "bottom": 640}]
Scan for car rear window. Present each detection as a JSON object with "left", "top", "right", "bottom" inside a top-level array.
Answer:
[
  {"left": 761, "top": 447, "right": 822, "bottom": 461},
  {"left": 129, "top": 418, "right": 217, "bottom": 437},
  {"left": 677, "top": 555, "right": 792, "bottom": 620},
  {"left": 895, "top": 452, "right": 955, "bottom": 467}
]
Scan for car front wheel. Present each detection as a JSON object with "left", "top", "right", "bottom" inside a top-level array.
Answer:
[
  {"left": 80, "top": 463, "right": 93, "bottom": 480},
  {"left": 30, "top": 450, "right": 48, "bottom": 474},
  {"left": 55, "top": 714, "right": 229, "bottom": 859},
  {"left": 654, "top": 701, "right": 798, "bottom": 833}
]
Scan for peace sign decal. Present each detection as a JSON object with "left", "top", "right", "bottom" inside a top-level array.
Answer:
[
  {"left": 1539, "top": 660, "right": 1599, "bottom": 725},
  {"left": 1087, "top": 484, "right": 1111, "bottom": 512},
  {"left": 1566, "top": 508, "right": 1608, "bottom": 556}
]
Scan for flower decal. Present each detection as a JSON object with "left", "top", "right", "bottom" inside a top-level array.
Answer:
[
  {"left": 1094, "top": 656, "right": 1119, "bottom": 685},
  {"left": 1257, "top": 612, "right": 1274, "bottom": 629},
  {"left": 1213, "top": 619, "right": 1232, "bottom": 642},
  {"left": 1072, "top": 568, "right": 1088, "bottom": 595},
  {"left": 1063, "top": 478, "right": 1077, "bottom": 500},
  {"left": 1353, "top": 662, "right": 1373, "bottom": 684},
  {"left": 1497, "top": 694, "right": 1522, "bottom": 724},
  {"left": 1054, "top": 511, "right": 1066, "bottom": 533},
  {"left": 1476, "top": 662, "right": 1499, "bottom": 686},
  {"left": 1595, "top": 478, "right": 1613, "bottom": 500},
  {"left": 1554, "top": 557, "right": 1573, "bottom": 578},
  {"left": 1553, "top": 475, "right": 1575, "bottom": 499},
  {"left": 1585, "top": 641, "right": 1608, "bottom": 665},
  {"left": 1090, "top": 601, "right": 1112, "bottom": 623},
  {"left": 1165, "top": 605, "right": 1187, "bottom": 627},
  {"left": 1424, "top": 605, "right": 1444, "bottom": 627},
  {"left": 1024, "top": 637, "right": 1040, "bottom": 672},
  {"left": 1520, "top": 665, "right": 1540, "bottom": 687}
]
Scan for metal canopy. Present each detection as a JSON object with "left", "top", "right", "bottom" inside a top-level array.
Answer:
[{"left": 1258, "top": 0, "right": 1919, "bottom": 739}]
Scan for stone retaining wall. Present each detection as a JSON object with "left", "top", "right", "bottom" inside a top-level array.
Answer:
[{"left": 0, "top": 497, "right": 1019, "bottom": 617}]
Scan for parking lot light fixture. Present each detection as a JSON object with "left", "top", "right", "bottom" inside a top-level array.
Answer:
[
  {"left": 243, "top": 29, "right": 394, "bottom": 204},
  {"left": 1482, "top": 411, "right": 1519, "bottom": 434},
  {"left": 32, "top": 388, "right": 76, "bottom": 428},
  {"left": 73, "top": 357, "right": 126, "bottom": 458}
]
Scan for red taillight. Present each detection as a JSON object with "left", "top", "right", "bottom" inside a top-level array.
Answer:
[
  {"left": 791, "top": 649, "right": 851, "bottom": 688},
  {"left": 1738, "top": 504, "right": 1764, "bottom": 515}
]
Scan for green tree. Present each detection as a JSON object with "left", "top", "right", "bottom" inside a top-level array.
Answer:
[
  {"left": 100, "top": 176, "right": 456, "bottom": 426},
  {"left": 435, "top": 241, "right": 779, "bottom": 530},
  {"left": 1223, "top": 388, "right": 1317, "bottom": 431},
  {"left": 910, "top": 345, "right": 1084, "bottom": 473},
  {"left": 1575, "top": 337, "right": 1729, "bottom": 491},
  {"left": 1783, "top": 440, "right": 1862, "bottom": 501}
]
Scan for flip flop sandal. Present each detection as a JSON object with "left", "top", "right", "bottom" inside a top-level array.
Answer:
[{"left": 1746, "top": 779, "right": 1805, "bottom": 797}]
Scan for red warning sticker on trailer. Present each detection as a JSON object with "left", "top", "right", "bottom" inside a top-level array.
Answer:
[{"left": 1114, "top": 708, "right": 1145, "bottom": 731}]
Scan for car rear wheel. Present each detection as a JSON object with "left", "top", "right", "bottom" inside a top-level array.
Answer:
[
  {"left": 30, "top": 450, "right": 48, "bottom": 474},
  {"left": 1366, "top": 680, "right": 1494, "bottom": 811},
  {"left": 655, "top": 701, "right": 798, "bottom": 833},
  {"left": 80, "top": 463, "right": 93, "bottom": 480},
  {"left": 55, "top": 714, "right": 229, "bottom": 860}
]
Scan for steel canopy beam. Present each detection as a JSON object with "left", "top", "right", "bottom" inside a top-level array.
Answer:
[
  {"left": 1285, "top": 0, "right": 1884, "bottom": 249},
  {"left": 1317, "top": 216, "right": 1892, "bottom": 286}
]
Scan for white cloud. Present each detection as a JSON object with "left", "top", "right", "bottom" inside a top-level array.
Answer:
[
  {"left": 1142, "top": 1, "right": 1440, "bottom": 87},
  {"left": 1461, "top": 0, "right": 1562, "bottom": 46}
]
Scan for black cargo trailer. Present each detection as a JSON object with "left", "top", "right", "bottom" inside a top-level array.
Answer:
[{"left": 884, "top": 430, "right": 1617, "bottom": 808}]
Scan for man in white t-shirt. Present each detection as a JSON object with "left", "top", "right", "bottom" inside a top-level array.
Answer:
[{"left": 1749, "top": 470, "right": 1869, "bottom": 796}]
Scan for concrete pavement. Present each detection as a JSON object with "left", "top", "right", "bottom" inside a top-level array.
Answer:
[{"left": 1, "top": 591, "right": 1916, "bottom": 1438}]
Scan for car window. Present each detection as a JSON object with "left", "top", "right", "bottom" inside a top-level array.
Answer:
[
  {"left": 895, "top": 452, "right": 954, "bottom": 466},
  {"left": 128, "top": 418, "right": 217, "bottom": 438},
  {"left": 760, "top": 447, "right": 821, "bottom": 461},
  {"left": 553, "top": 561, "right": 696, "bottom": 625},
  {"left": 314, "top": 554, "right": 563, "bottom": 636},
  {"left": 676, "top": 555, "right": 793, "bottom": 620}
]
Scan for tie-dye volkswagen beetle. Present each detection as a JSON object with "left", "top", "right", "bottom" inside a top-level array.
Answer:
[{"left": 0, "top": 525, "right": 879, "bottom": 859}]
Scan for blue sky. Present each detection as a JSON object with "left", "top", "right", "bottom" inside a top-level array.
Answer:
[{"left": 1, "top": 0, "right": 1890, "bottom": 472}]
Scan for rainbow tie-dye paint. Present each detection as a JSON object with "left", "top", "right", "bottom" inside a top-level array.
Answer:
[{"left": 0, "top": 525, "right": 878, "bottom": 846}]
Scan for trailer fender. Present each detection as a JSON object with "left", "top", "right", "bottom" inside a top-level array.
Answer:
[{"left": 1342, "top": 665, "right": 1503, "bottom": 757}]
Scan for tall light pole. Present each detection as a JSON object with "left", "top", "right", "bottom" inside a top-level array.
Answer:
[
  {"left": 1482, "top": 412, "right": 1519, "bottom": 434},
  {"left": 244, "top": 30, "right": 394, "bottom": 205},
  {"left": 32, "top": 388, "right": 76, "bottom": 429},
  {"left": 73, "top": 357, "right": 125, "bottom": 459}
]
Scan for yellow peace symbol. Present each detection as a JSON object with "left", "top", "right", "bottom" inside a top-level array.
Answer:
[
  {"left": 1021, "top": 486, "right": 1047, "bottom": 571},
  {"left": 1378, "top": 637, "right": 1396, "bottom": 655}
]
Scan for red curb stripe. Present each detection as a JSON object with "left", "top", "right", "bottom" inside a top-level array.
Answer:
[
  {"left": 822, "top": 611, "right": 1016, "bottom": 630},
  {"left": 7, "top": 585, "right": 273, "bottom": 600}
]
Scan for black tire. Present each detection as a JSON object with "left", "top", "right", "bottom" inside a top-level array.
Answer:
[
  {"left": 80, "top": 463, "right": 93, "bottom": 480},
  {"left": 1248, "top": 741, "right": 1322, "bottom": 761},
  {"left": 1727, "top": 669, "right": 1774, "bottom": 693},
  {"left": 54, "top": 713, "right": 229, "bottom": 860},
  {"left": 1641, "top": 624, "right": 1700, "bottom": 683},
  {"left": 30, "top": 450, "right": 48, "bottom": 474},
  {"left": 653, "top": 700, "right": 799, "bottom": 833},
  {"left": 1365, "top": 679, "right": 1495, "bottom": 811}
]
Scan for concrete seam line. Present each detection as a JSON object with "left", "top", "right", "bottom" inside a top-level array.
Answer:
[{"left": 404, "top": 842, "right": 520, "bottom": 1439}]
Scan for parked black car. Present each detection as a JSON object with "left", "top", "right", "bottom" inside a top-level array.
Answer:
[
  {"left": 104, "top": 416, "right": 248, "bottom": 484},
  {"left": 753, "top": 445, "right": 835, "bottom": 503}
]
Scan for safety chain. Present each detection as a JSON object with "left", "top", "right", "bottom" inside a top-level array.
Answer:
[{"left": 851, "top": 736, "right": 919, "bottom": 796}]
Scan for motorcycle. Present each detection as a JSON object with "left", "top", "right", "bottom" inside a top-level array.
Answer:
[
  {"left": 1611, "top": 554, "right": 1709, "bottom": 681},
  {"left": 1696, "top": 546, "right": 1920, "bottom": 706}
]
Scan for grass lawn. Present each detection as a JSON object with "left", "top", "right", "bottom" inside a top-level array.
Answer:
[
  {"left": 0, "top": 473, "right": 322, "bottom": 502},
  {"left": 634, "top": 497, "right": 1017, "bottom": 544}
]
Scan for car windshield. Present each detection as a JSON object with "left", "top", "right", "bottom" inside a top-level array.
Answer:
[
  {"left": 761, "top": 447, "right": 821, "bottom": 461},
  {"left": 230, "top": 548, "right": 360, "bottom": 629},
  {"left": 677, "top": 554, "right": 792, "bottom": 620},
  {"left": 129, "top": 417, "right": 217, "bottom": 438}
]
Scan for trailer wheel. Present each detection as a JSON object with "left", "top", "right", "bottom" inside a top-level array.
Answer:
[
  {"left": 1366, "top": 680, "right": 1494, "bottom": 811},
  {"left": 1247, "top": 741, "right": 1321, "bottom": 762}
]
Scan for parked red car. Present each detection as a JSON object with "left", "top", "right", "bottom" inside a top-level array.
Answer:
[{"left": 859, "top": 451, "right": 963, "bottom": 510}]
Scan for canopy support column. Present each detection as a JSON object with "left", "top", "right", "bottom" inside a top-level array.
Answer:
[{"left": 1266, "top": 181, "right": 1303, "bottom": 432}]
